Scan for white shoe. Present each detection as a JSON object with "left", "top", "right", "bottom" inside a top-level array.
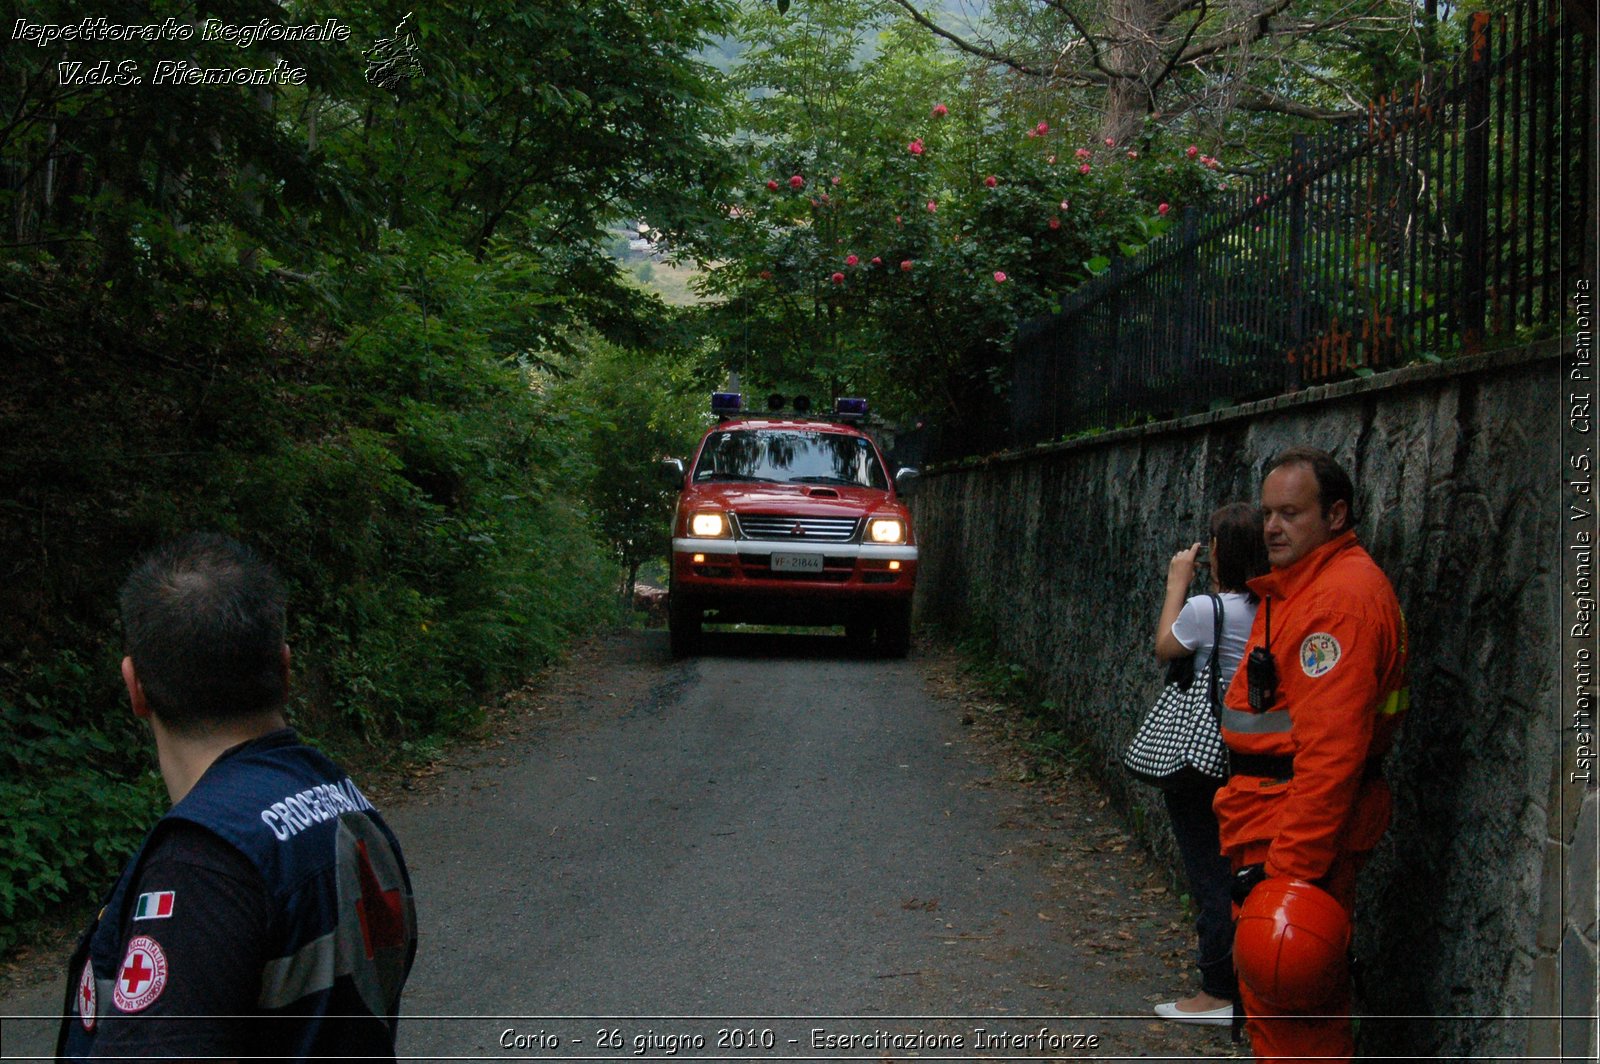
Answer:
[{"left": 1153, "top": 1000, "right": 1233, "bottom": 1026}]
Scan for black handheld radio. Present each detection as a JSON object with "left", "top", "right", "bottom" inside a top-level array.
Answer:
[{"left": 1246, "top": 597, "right": 1279, "bottom": 711}]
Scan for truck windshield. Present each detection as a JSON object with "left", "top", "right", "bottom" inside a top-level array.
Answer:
[{"left": 692, "top": 429, "right": 888, "bottom": 489}]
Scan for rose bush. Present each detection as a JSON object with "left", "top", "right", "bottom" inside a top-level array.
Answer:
[{"left": 699, "top": 1, "right": 1229, "bottom": 426}]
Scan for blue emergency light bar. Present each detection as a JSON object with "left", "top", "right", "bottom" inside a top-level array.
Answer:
[
  {"left": 834, "top": 397, "right": 869, "bottom": 421},
  {"left": 718, "top": 391, "right": 870, "bottom": 422}
]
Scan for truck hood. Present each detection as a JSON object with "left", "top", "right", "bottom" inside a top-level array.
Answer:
[{"left": 681, "top": 481, "right": 898, "bottom": 518}]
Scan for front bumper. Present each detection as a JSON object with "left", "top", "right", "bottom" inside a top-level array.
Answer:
[{"left": 671, "top": 537, "right": 917, "bottom": 619}]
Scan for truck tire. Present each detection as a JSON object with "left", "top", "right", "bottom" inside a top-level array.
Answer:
[
  {"left": 876, "top": 602, "right": 912, "bottom": 658},
  {"left": 668, "top": 593, "right": 701, "bottom": 658}
]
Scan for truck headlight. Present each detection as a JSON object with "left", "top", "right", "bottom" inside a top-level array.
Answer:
[
  {"left": 689, "top": 511, "right": 730, "bottom": 537},
  {"left": 867, "top": 517, "right": 906, "bottom": 544}
]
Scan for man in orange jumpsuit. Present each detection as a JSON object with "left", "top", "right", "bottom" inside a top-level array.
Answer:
[{"left": 1214, "top": 447, "right": 1408, "bottom": 1062}]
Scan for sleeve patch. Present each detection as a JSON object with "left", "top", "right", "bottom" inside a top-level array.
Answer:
[
  {"left": 113, "top": 935, "right": 168, "bottom": 1013},
  {"left": 133, "top": 890, "right": 175, "bottom": 920},
  {"left": 77, "top": 960, "right": 97, "bottom": 1030},
  {"left": 1300, "top": 632, "right": 1342, "bottom": 677}
]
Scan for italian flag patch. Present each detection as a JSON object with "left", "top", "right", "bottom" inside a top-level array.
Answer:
[{"left": 133, "top": 891, "right": 175, "bottom": 920}]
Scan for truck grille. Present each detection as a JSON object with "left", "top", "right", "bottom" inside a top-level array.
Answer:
[{"left": 734, "top": 514, "right": 860, "bottom": 542}]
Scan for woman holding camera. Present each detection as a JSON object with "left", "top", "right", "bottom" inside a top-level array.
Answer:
[{"left": 1151, "top": 501, "right": 1268, "bottom": 1024}]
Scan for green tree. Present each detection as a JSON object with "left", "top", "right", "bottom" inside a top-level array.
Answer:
[
  {"left": 882, "top": 0, "right": 1449, "bottom": 158},
  {"left": 552, "top": 334, "right": 705, "bottom": 602},
  {"left": 696, "top": 0, "right": 1226, "bottom": 427},
  {"left": 0, "top": 0, "right": 738, "bottom": 945}
]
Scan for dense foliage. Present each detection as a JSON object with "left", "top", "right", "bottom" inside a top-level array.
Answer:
[
  {"left": 695, "top": 0, "right": 1229, "bottom": 433},
  {"left": 1, "top": 0, "right": 732, "bottom": 946}
]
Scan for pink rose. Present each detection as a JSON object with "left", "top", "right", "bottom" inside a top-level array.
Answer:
[
  {"left": 1127, "top": 150, "right": 1139, "bottom": 160},
  {"left": 908, "top": 138, "right": 925, "bottom": 155},
  {"left": 927, "top": 199, "right": 937, "bottom": 212},
  {"left": 1036, "top": 121, "right": 1049, "bottom": 134},
  {"left": 1079, "top": 163, "right": 1091, "bottom": 175},
  {"left": 831, "top": 271, "right": 844, "bottom": 284},
  {"left": 1075, "top": 148, "right": 1091, "bottom": 160},
  {"left": 1104, "top": 137, "right": 1115, "bottom": 147},
  {"left": 766, "top": 179, "right": 779, "bottom": 191},
  {"left": 789, "top": 175, "right": 804, "bottom": 188},
  {"left": 993, "top": 271, "right": 1008, "bottom": 283},
  {"left": 900, "top": 259, "right": 913, "bottom": 271},
  {"left": 870, "top": 256, "right": 882, "bottom": 266},
  {"left": 831, "top": 176, "right": 842, "bottom": 185},
  {"left": 1186, "top": 145, "right": 1199, "bottom": 158},
  {"left": 1158, "top": 202, "right": 1170, "bottom": 215},
  {"left": 984, "top": 175, "right": 997, "bottom": 188},
  {"left": 845, "top": 254, "right": 859, "bottom": 266},
  {"left": 932, "top": 103, "right": 948, "bottom": 118},
  {"left": 1059, "top": 200, "right": 1070, "bottom": 210},
  {"left": 1048, "top": 217, "right": 1061, "bottom": 230}
]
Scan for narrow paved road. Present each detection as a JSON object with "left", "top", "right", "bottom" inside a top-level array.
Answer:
[{"left": 2, "top": 629, "right": 1236, "bottom": 1060}]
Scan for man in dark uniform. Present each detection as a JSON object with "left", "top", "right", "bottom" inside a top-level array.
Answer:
[{"left": 58, "top": 533, "right": 417, "bottom": 1062}]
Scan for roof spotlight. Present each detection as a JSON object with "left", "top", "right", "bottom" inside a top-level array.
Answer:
[
  {"left": 767, "top": 393, "right": 787, "bottom": 412},
  {"left": 792, "top": 394, "right": 812, "bottom": 414}
]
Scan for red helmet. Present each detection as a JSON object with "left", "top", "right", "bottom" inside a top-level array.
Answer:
[{"left": 1234, "top": 877, "right": 1351, "bottom": 1012}]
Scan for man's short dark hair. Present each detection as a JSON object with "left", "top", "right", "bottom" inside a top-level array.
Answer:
[
  {"left": 119, "top": 533, "right": 287, "bottom": 731},
  {"left": 1265, "top": 446, "right": 1358, "bottom": 528}
]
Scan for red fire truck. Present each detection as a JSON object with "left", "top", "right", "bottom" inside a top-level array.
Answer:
[{"left": 664, "top": 393, "right": 918, "bottom": 657}]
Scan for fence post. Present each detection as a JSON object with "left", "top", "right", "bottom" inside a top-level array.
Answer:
[
  {"left": 1179, "top": 207, "right": 1199, "bottom": 378},
  {"left": 1287, "top": 134, "right": 1307, "bottom": 390},
  {"left": 1459, "top": 11, "right": 1491, "bottom": 354},
  {"left": 1106, "top": 257, "right": 1125, "bottom": 427}
]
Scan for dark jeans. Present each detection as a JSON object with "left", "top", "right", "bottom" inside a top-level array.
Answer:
[{"left": 1162, "top": 783, "right": 1237, "bottom": 999}]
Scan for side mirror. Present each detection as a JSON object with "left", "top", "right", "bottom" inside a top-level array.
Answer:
[
  {"left": 893, "top": 467, "right": 919, "bottom": 496},
  {"left": 660, "top": 457, "right": 686, "bottom": 486}
]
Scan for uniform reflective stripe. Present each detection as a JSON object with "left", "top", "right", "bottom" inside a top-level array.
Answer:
[
  {"left": 1221, "top": 705, "right": 1294, "bottom": 734},
  {"left": 257, "top": 930, "right": 337, "bottom": 1009},
  {"left": 1381, "top": 687, "right": 1410, "bottom": 715}
]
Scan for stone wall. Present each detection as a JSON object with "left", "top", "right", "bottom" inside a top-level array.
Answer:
[{"left": 910, "top": 342, "right": 1595, "bottom": 1058}]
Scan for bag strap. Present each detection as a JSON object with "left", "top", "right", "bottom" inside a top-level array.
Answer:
[{"left": 1206, "top": 593, "right": 1224, "bottom": 719}]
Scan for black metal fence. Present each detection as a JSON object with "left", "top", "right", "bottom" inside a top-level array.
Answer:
[{"left": 1007, "top": 1, "right": 1593, "bottom": 450}]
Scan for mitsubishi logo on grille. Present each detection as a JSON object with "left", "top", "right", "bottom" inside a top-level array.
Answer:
[{"left": 790, "top": 524, "right": 805, "bottom": 536}]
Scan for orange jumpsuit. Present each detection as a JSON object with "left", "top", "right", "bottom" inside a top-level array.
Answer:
[{"left": 1215, "top": 530, "right": 1408, "bottom": 1063}]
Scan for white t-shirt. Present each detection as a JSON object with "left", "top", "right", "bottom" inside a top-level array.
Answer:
[{"left": 1170, "top": 591, "right": 1258, "bottom": 684}]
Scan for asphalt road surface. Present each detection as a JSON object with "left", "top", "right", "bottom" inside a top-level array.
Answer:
[{"left": 1, "top": 628, "right": 1236, "bottom": 1061}]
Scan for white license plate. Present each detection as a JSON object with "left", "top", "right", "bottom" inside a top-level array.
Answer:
[{"left": 770, "top": 552, "right": 824, "bottom": 573}]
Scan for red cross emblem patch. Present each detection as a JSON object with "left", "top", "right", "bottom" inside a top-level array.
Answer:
[
  {"left": 77, "top": 960, "right": 97, "bottom": 1030},
  {"left": 113, "top": 936, "right": 168, "bottom": 1013},
  {"left": 355, "top": 839, "right": 406, "bottom": 958}
]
